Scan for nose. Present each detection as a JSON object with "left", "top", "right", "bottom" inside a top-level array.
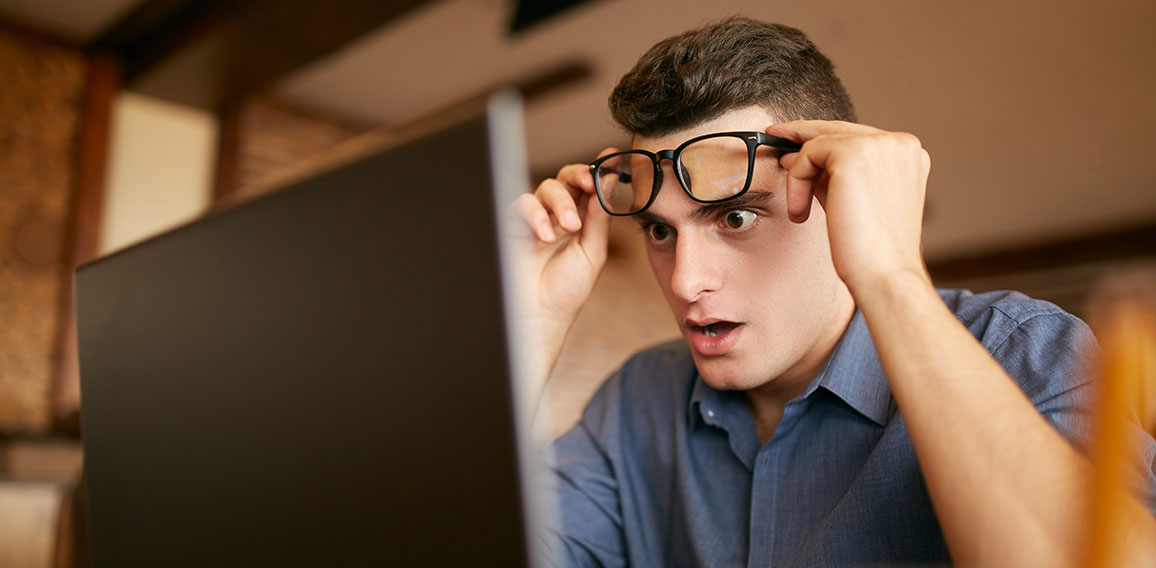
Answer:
[{"left": 669, "top": 231, "right": 723, "bottom": 303}]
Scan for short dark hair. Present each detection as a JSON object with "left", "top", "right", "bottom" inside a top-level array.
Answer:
[{"left": 609, "top": 17, "right": 856, "bottom": 137}]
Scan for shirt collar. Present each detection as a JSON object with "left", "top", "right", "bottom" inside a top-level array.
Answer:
[
  {"left": 688, "top": 373, "right": 742, "bottom": 431},
  {"left": 688, "top": 371, "right": 762, "bottom": 470},
  {"left": 687, "top": 309, "right": 893, "bottom": 429},
  {"left": 812, "top": 309, "right": 893, "bottom": 426}
]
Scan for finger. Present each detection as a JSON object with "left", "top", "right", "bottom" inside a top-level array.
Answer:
[
  {"left": 538, "top": 178, "right": 583, "bottom": 233},
  {"left": 781, "top": 134, "right": 844, "bottom": 223},
  {"left": 555, "top": 163, "right": 595, "bottom": 195},
  {"left": 770, "top": 126, "right": 849, "bottom": 217},
  {"left": 595, "top": 146, "right": 621, "bottom": 159},
  {"left": 778, "top": 152, "right": 810, "bottom": 221},
  {"left": 785, "top": 165, "right": 815, "bottom": 223},
  {"left": 577, "top": 187, "right": 611, "bottom": 264},
  {"left": 765, "top": 120, "right": 878, "bottom": 143},
  {"left": 512, "top": 192, "right": 557, "bottom": 242},
  {"left": 556, "top": 146, "right": 620, "bottom": 194}
]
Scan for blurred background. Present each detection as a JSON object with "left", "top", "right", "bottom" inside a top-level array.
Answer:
[{"left": 0, "top": 0, "right": 1153, "bottom": 565}]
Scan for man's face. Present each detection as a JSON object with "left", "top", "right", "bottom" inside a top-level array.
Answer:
[{"left": 633, "top": 106, "right": 853, "bottom": 395}]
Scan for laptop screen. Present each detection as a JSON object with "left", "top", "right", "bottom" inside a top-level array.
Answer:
[{"left": 77, "top": 94, "right": 541, "bottom": 566}]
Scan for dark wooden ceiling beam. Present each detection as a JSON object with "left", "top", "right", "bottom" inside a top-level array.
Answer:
[
  {"left": 927, "top": 221, "right": 1156, "bottom": 282},
  {"left": 88, "top": 0, "right": 432, "bottom": 111}
]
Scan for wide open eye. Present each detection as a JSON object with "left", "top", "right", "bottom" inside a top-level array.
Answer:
[
  {"left": 723, "top": 210, "right": 757, "bottom": 230},
  {"left": 644, "top": 223, "right": 672, "bottom": 242}
]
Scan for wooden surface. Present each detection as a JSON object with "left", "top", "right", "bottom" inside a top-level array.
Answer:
[
  {"left": 0, "top": 25, "right": 87, "bottom": 434},
  {"left": 51, "top": 52, "right": 120, "bottom": 424}
]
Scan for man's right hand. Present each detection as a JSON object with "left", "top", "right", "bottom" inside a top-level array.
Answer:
[{"left": 509, "top": 150, "right": 616, "bottom": 379}]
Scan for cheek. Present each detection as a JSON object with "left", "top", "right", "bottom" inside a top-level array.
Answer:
[
  {"left": 646, "top": 245, "right": 674, "bottom": 293},
  {"left": 793, "top": 208, "right": 836, "bottom": 269},
  {"left": 739, "top": 212, "right": 836, "bottom": 292}
]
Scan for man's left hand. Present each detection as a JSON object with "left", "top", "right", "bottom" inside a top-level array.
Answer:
[{"left": 766, "top": 120, "right": 932, "bottom": 297}]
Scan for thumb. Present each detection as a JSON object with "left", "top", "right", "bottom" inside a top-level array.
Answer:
[{"left": 578, "top": 190, "right": 611, "bottom": 265}]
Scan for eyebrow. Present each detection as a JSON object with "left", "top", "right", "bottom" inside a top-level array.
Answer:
[{"left": 634, "top": 191, "right": 775, "bottom": 226}]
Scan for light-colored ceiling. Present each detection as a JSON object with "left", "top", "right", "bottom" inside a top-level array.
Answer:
[
  {"left": 4, "top": 0, "right": 1155, "bottom": 260},
  {"left": 277, "top": 0, "right": 1156, "bottom": 260}
]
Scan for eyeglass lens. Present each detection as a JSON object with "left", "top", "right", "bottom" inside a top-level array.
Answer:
[
  {"left": 595, "top": 153, "right": 654, "bottom": 215},
  {"left": 679, "top": 136, "right": 751, "bottom": 202},
  {"left": 595, "top": 135, "right": 755, "bottom": 215}
]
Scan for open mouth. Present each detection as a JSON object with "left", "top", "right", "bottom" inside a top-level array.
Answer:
[
  {"left": 701, "top": 321, "right": 741, "bottom": 337},
  {"left": 689, "top": 320, "right": 744, "bottom": 356}
]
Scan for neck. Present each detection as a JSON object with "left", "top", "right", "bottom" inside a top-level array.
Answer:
[{"left": 745, "top": 289, "right": 856, "bottom": 444}]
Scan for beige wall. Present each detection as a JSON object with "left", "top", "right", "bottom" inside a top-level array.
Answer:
[{"left": 99, "top": 92, "right": 218, "bottom": 256}]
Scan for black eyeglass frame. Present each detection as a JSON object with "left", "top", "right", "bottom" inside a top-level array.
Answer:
[{"left": 588, "top": 131, "right": 802, "bottom": 216}]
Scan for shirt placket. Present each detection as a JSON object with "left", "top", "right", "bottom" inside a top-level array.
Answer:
[{"left": 746, "top": 400, "right": 805, "bottom": 567}]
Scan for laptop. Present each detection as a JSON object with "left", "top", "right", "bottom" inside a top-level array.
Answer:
[{"left": 76, "top": 93, "right": 546, "bottom": 566}]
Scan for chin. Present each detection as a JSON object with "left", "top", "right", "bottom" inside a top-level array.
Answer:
[{"left": 693, "top": 356, "right": 766, "bottom": 392}]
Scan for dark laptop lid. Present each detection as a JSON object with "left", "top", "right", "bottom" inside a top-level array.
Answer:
[{"left": 76, "top": 94, "right": 540, "bottom": 567}]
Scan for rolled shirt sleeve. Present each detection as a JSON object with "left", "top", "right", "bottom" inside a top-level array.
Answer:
[{"left": 985, "top": 306, "right": 1156, "bottom": 512}]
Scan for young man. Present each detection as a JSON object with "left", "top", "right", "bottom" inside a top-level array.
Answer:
[{"left": 513, "top": 17, "right": 1156, "bottom": 567}]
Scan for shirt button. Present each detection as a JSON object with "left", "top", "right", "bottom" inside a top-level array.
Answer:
[{"left": 707, "top": 410, "right": 715, "bottom": 418}]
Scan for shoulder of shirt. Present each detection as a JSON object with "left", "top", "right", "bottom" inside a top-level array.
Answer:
[
  {"left": 939, "top": 288, "right": 1069, "bottom": 324},
  {"left": 577, "top": 338, "right": 696, "bottom": 431},
  {"left": 937, "top": 288, "right": 1090, "bottom": 346},
  {"left": 620, "top": 337, "right": 694, "bottom": 369},
  {"left": 937, "top": 288, "right": 1098, "bottom": 400},
  {"left": 615, "top": 338, "right": 697, "bottom": 391}
]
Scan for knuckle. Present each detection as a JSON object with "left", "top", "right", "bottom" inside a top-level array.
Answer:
[
  {"left": 895, "top": 131, "right": 923, "bottom": 150},
  {"left": 540, "top": 180, "right": 572, "bottom": 203},
  {"left": 845, "top": 135, "right": 874, "bottom": 154},
  {"left": 534, "top": 178, "right": 558, "bottom": 195},
  {"left": 560, "top": 163, "right": 590, "bottom": 180},
  {"left": 861, "top": 131, "right": 923, "bottom": 157},
  {"left": 542, "top": 184, "right": 571, "bottom": 205},
  {"left": 514, "top": 193, "right": 540, "bottom": 216},
  {"left": 523, "top": 202, "right": 549, "bottom": 224}
]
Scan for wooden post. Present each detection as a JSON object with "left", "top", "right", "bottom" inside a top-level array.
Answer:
[{"left": 52, "top": 52, "right": 121, "bottom": 427}]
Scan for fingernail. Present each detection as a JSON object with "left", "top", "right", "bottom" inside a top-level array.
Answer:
[{"left": 564, "top": 210, "right": 581, "bottom": 228}]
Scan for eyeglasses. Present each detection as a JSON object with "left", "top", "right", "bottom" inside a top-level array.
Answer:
[{"left": 588, "top": 131, "right": 801, "bottom": 216}]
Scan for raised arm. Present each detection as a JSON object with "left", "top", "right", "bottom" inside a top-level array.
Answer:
[
  {"left": 509, "top": 151, "right": 615, "bottom": 410},
  {"left": 767, "top": 120, "right": 1156, "bottom": 567}
]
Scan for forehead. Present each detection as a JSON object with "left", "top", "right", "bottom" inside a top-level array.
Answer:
[{"left": 633, "top": 106, "right": 780, "bottom": 151}]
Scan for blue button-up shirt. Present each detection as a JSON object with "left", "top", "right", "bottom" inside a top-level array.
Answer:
[{"left": 539, "top": 289, "right": 1156, "bottom": 567}]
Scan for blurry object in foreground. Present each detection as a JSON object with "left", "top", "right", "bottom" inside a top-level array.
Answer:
[{"left": 1085, "top": 270, "right": 1156, "bottom": 567}]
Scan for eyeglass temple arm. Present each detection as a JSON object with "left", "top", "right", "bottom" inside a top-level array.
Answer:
[{"left": 758, "top": 132, "right": 802, "bottom": 153}]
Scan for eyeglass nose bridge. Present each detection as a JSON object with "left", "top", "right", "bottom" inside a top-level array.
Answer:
[{"left": 652, "top": 149, "right": 690, "bottom": 194}]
